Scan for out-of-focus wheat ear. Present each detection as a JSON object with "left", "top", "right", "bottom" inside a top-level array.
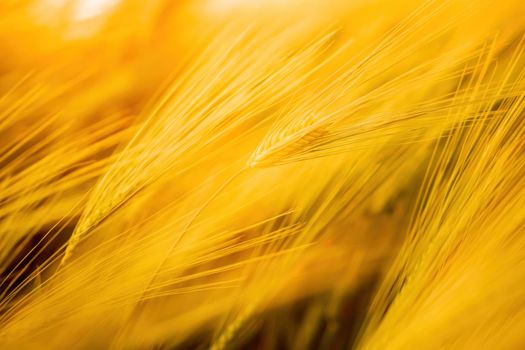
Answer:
[
  {"left": 210, "top": 304, "right": 253, "bottom": 350},
  {"left": 59, "top": 181, "right": 143, "bottom": 267},
  {"left": 60, "top": 234, "right": 80, "bottom": 267}
]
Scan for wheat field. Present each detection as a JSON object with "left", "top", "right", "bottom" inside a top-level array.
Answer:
[{"left": 0, "top": 0, "right": 524, "bottom": 349}]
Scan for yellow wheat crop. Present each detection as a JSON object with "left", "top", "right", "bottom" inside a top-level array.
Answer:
[{"left": 0, "top": 0, "right": 524, "bottom": 349}]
